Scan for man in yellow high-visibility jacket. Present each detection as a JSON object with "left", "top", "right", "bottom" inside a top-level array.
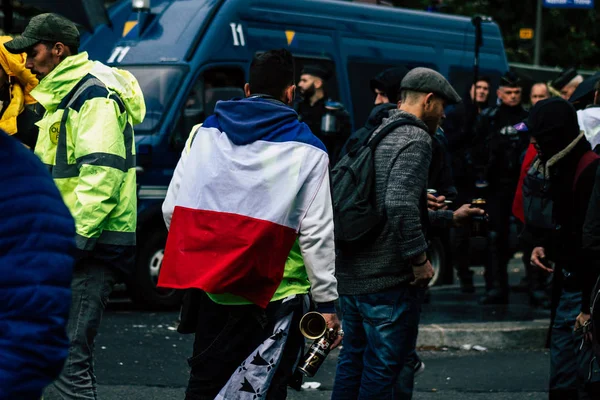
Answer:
[{"left": 6, "top": 13, "right": 145, "bottom": 399}]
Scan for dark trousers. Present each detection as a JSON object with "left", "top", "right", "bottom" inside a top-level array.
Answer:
[
  {"left": 45, "top": 259, "right": 118, "bottom": 400},
  {"left": 484, "top": 191, "right": 515, "bottom": 293},
  {"left": 549, "top": 287, "right": 582, "bottom": 398},
  {"left": 452, "top": 188, "right": 475, "bottom": 280},
  {"left": 184, "top": 291, "right": 305, "bottom": 400}
]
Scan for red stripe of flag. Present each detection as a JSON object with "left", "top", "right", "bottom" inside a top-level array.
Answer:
[{"left": 159, "top": 206, "right": 298, "bottom": 308}]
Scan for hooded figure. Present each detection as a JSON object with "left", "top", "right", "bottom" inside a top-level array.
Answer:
[
  {"left": 370, "top": 66, "right": 410, "bottom": 105},
  {"left": 0, "top": 36, "right": 41, "bottom": 146},
  {"left": 519, "top": 97, "right": 600, "bottom": 400}
]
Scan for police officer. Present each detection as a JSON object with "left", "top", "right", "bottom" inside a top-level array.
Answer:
[
  {"left": 296, "top": 65, "right": 350, "bottom": 165},
  {"left": 473, "top": 72, "right": 529, "bottom": 304}
]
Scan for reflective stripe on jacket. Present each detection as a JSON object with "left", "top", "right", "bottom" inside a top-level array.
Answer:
[{"left": 32, "top": 52, "right": 145, "bottom": 270}]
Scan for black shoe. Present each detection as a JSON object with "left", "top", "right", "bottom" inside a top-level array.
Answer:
[
  {"left": 478, "top": 290, "right": 508, "bottom": 305},
  {"left": 459, "top": 276, "right": 475, "bottom": 293}
]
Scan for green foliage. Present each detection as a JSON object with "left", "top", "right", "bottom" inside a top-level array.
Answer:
[{"left": 398, "top": 0, "right": 600, "bottom": 69}]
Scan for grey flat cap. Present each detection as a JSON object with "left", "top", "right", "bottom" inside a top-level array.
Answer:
[{"left": 400, "top": 67, "right": 461, "bottom": 105}]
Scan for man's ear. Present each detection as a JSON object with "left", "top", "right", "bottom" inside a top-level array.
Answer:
[
  {"left": 244, "top": 83, "right": 251, "bottom": 98},
  {"left": 314, "top": 78, "right": 323, "bottom": 90},
  {"left": 423, "top": 93, "right": 435, "bottom": 109},
  {"left": 496, "top": 88, "right": 502, "bottom": 99},
  {"left": 54, "top": 42, "right": 66, "bottom": 58},
  {"left": 285, "top": 85, "right": 296, "bottom": 105}
]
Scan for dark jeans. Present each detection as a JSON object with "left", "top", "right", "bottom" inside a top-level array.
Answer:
[
  {"left": 45, "top": 259, "right": 118, "bottom": 400},
  {"left": 484, "top": 191, "right": 515, "bottom": 293},
  {"left": 184, "top": 291, "right": 304, "bottom": 400},
  {"left": 549, "top": 287, "right": 582, "bottom": 397},
  {"left": 332, "top": 287, "right": 424, "bottom": 400}
]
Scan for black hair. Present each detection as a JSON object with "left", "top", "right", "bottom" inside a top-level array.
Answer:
[
  {"left": 475, "top": 76, "right": 491, "bottom": 85},
  {"left": 42, "top": 41, "right": 79, "bottom": 56},
  {"left": 249, "top": 49, "right": 294, "bottom": 100}
]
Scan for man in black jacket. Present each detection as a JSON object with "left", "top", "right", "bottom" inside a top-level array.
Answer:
[
  {"left": 442, "top": 77, "right": 490, "bottom": 292},
  {"left": 524, "top": 98, "right": 599, "bottom": 400},
  {"left": 578, "top": 165, "right": 600, "bottom": 398},
  {"left": 473, "top": 72, "right": 529, "bottom": 304}
]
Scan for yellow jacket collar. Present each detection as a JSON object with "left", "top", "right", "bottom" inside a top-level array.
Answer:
[{"left": 31, "top": 52, "right": 93, "bottom": 112}]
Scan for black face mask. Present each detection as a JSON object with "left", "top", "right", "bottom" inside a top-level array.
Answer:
[{"left": 535, "top": 135, "right": 568, "bottom": 162}]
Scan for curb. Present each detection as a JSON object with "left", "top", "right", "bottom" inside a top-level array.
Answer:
[{"left": 417, "top": 319, "right": 549, "bottom": 349}]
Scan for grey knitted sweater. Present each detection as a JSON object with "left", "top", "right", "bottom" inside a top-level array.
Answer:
[{"left": 336, "top": 109, "right": 452, "bottom": 296}]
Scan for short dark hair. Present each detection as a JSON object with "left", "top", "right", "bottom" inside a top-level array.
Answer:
[
  {"left": 42, "top": 40, "right": 79, "bottom": 56},
  {"left": 475, "top": 76, "right": 491, "bottom": 85},
  {"left": 249, "top": 49, "right": 294, "bottom": 99}
]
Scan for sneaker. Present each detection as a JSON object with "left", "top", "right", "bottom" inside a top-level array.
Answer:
[{"left": 413, "top": 360, "right": 425, "bottom": 377}]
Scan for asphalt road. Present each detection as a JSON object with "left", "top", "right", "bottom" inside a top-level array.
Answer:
[{"left": 95, "top": 304, "right": 550, "bottom": 400}]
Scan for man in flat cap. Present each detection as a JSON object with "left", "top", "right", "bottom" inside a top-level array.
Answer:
[
  {"left": 5, "top": 13, "right": 146, "bottom": 399},
  {"left": 296, "top": 65, "right": 350, "bottom": 165},
  {"left": 472, "top": 71, "right": 529, "bottom": 305},
  {"left": 332, "top": 67, "right": 482, "bottom": 399}
]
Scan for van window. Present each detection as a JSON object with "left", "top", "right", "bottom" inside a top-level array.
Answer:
[
  {"left": 120, "top": 65, "right": 185, "bottom": 134},
  {"left": 347, "top": 61, "right": 438, "bottom": 129},
  {"left": 172, "top": 66, "right": 245, "bottom": 149}
]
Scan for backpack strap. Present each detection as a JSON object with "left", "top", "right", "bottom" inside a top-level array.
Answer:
[
  {"left": 367, "top": 118, "right": 423, "bottom": 150},
  {"left": 573, "top": 150, "right": 600, "bottom": 191}
]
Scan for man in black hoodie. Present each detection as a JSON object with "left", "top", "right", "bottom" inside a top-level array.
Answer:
[
  {"left": 473, "top": 72, "right": 529, "bottom": 304},
  {"left": 442, "top": 77, "right": 490, "bottom": 292},
  {"left": 523, "top": 98, "right": 599, "bottom": 400}
]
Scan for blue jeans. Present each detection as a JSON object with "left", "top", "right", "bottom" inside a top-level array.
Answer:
[
  {"left": 332, "top": 287, "right": 424, "bottom": 400},
  {"left": 550, "top": 287, "right": 582, "bottom": 394}
]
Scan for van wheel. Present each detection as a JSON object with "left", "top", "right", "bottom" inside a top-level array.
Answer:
[
  {"left": 427, "top": 238, "right": 447, "bottom": 287},
  {"left": 129, "top": 229, "right": 183, "bottom": 309}
]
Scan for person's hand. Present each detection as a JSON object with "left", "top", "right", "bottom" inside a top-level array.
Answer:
[
  {"left": 575, "top": 312, "right": 592, "bottom": 342},
  {"left": 411, "top": 260, "right": 434, "bottom": 287},
  {"left": 452, "top": 204, "right": 485, "bottom": 227},
  {"left": 322, "top": 313, "right": 343, "bottom": 349},
  {"left": 427, "top": 194, "right": 448, "bottom": 211},
  {"left": 530, "top": 247, "right": 553, "bottom": 272}
]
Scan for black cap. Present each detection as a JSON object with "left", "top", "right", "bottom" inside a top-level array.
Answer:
[
  {"left": 550, "top": 67, "right": 578, "bottom": 91},
  {"left": 499, "top": 71, "right": 522, "bottom": 88},
  {"left": 400, "top": 67, "right": 462, "bottom": 105},
  {"left": 524, "top": 97, "right": 579, "bottom": 155},
  {"left": 568, "top": 71, "right": 600, "bottom": 108},
  {"left": 4, "top": 13, "right": 80, "bottom": 54},
  {"left": 370, "top": 66, "right": 411, "bottom": 104},
  {"left": 300, "top": 64, "right": 331, "bottom": 81}
]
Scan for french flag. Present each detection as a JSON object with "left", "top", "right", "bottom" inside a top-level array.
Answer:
[{"left": 158, "top": 97, "right": 330, "bottom": 308}]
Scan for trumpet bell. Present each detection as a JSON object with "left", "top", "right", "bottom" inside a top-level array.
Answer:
[{"left": 299, "top": 311, "right": 327, "bottom": 340}]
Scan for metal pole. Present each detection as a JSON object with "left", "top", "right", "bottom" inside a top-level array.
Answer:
[{"left": 534, "top": 0, "right": 543, "bottom": 66}]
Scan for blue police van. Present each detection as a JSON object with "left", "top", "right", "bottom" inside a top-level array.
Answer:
[{"left": 82, "top": 0, "right": 510, "bottom": 308}]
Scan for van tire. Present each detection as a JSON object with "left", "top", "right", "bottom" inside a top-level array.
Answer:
[
  {"left": 129, "top": 229, "right": 183, "bottom": 309},
  {"left": 427, "top": 237, "right": 447, "bottom": 287}
]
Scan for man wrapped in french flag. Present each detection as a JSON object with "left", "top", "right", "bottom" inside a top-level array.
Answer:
[{"left": 158, "top": 49, "right": 341, "bottom": 399}]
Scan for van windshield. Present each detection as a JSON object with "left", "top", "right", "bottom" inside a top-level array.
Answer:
[{"left": 120, "top": 65, "right": 186, "bottom": 133}]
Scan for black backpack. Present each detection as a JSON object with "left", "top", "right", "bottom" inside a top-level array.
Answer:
[{"left": 331, "top": 117, "right": 421, "bottom": 246}]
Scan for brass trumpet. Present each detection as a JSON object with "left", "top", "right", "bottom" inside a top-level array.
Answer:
[{"left": 299, "top": 311, "right": 327, "bottom": 340}]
